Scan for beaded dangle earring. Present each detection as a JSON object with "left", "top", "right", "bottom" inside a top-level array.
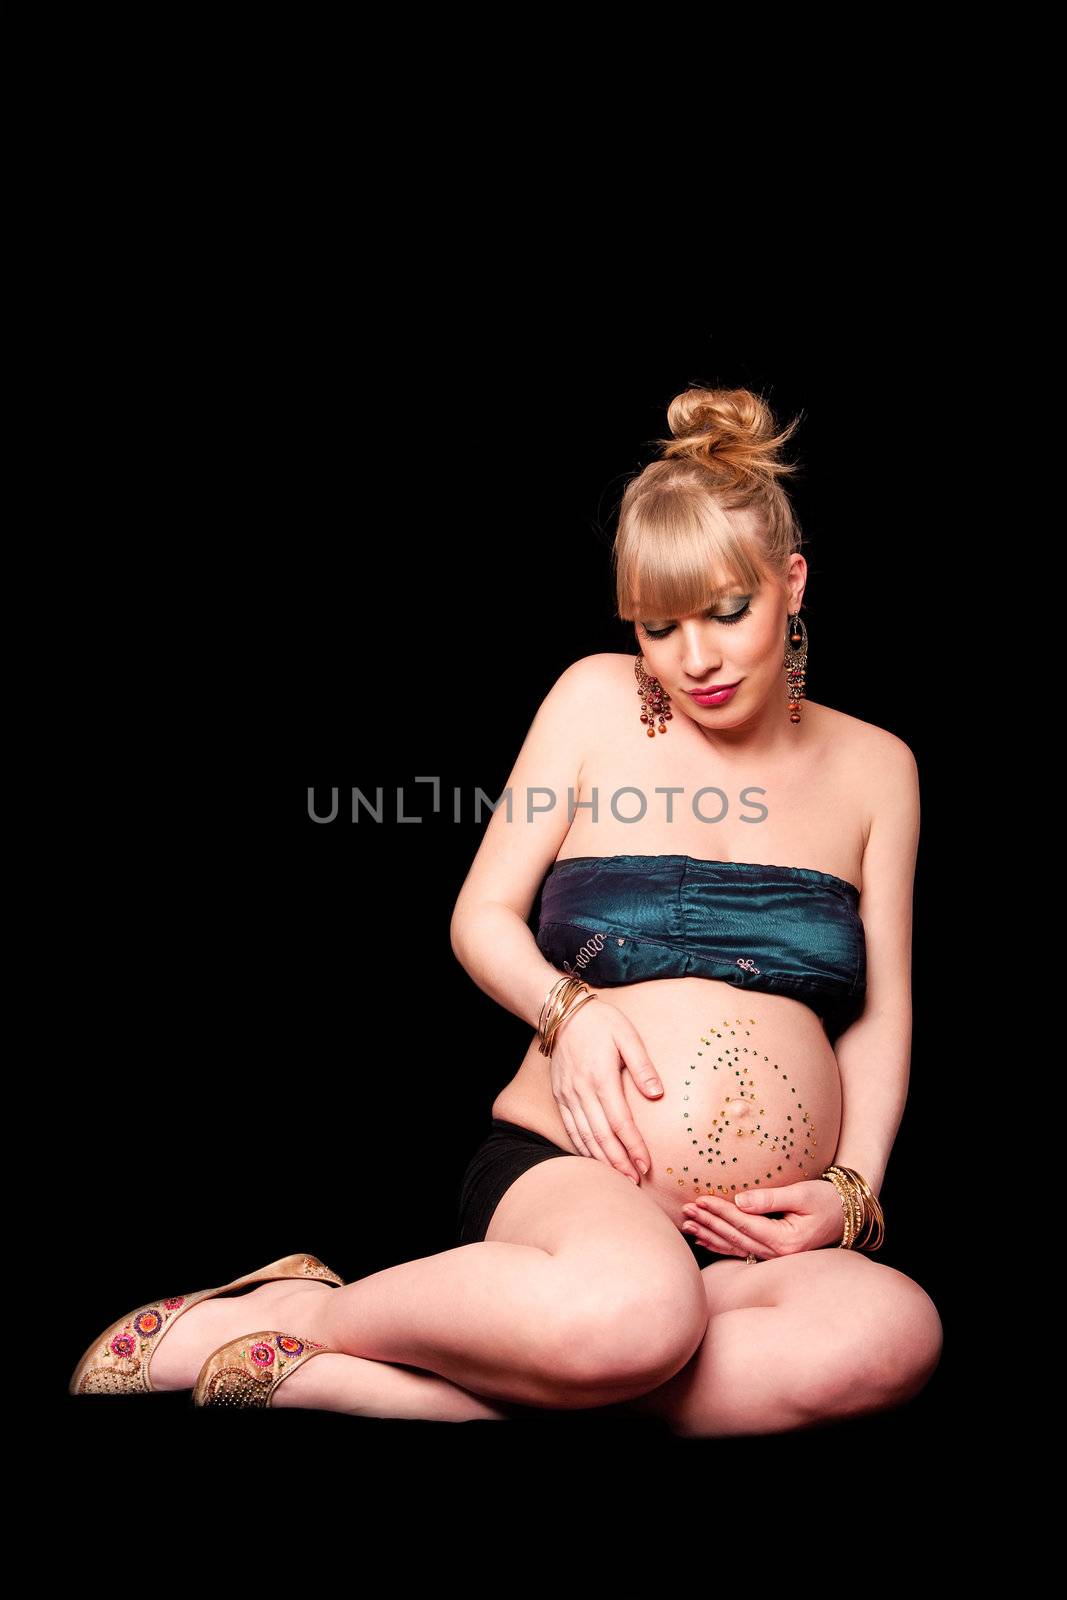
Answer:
[
  {"left": 635, "top": 654, "right": 672, "bottom": 736},
  {"left": 785, "top": 611, "right": 808, "bottom": 724}
]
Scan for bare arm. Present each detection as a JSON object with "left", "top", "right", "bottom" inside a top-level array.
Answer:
[
  {"left": 451, "top": 899, "right": 570, "bottom": 1033},
  {"left": 831, "top": 736, "right": 921, "bottom": 1199},
  {"left": 449, "top": 654, "right": 663, "bottom": 1179},
  {"left": 449, "top": 656, "right": 594, "bottom": 1026}
]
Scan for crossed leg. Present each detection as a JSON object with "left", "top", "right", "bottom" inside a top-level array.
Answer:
[
  {"left": 148, "top": 1157, "right": 942, "bottom": 1433},
  {"left": 268, "top": 1236, "right": 943, "bottom": 1433},
  {"left": 615, "top": 1249, "right": 944, "bottom": 1435},
  {"left": 150, "top": 1154, "right": 708, "bottom": 1414}
]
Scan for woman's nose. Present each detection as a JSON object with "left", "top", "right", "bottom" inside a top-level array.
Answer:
[{"left": 678, "top": 625, "right": 722, "bottom": 678}]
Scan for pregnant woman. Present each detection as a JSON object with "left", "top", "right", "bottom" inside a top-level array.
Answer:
[{"left": 70, "top": 385, "right": 943, "bottom": 1435}]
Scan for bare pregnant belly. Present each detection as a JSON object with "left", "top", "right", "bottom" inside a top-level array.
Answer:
[{"left": 491, "top": 977, "right": 842, "bottom": 1233}]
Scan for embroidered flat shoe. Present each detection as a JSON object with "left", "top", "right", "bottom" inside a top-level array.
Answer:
[
  {"left": 192, "top": 1330, "right": 336, "bottom": 1408},
  {"left": 69, "top": 1252, "right": 344, "bottom": 1396}
]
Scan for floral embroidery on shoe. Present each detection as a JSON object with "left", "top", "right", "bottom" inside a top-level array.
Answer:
[
  {"left": 134, "top": 1310, "right": 163, "bottom": 1337},
  {"left": 163, "top": 1296, "right": 185, "bottom": 1310},
  {"left": 249, "top": 1342, "right": 276, "bottom": 1368},
  {"left": 276, "top": 1336, "right": 305, "bottom": 1355},
  {"left": 110, "top": 1332, "right": 137, "bottom": 1359}
]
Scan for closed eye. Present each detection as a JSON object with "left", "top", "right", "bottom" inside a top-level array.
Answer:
[{"left": 641, "top": 599, "right": 754, "bottom": 641}]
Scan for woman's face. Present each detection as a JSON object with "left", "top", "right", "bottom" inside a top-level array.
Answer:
[{"left": 634, "top": 551, "right": 806, "bottom": 731}]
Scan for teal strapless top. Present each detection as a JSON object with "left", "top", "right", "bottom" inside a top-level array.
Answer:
[{"left": 536, "top": 854, "right": 867, "bottom": 1037}]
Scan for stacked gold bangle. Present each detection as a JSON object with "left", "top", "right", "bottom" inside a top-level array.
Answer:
[
  {"left": 537, "top": 973, "right": 598, "bottom": 1058},
  {"left": 819, "top": 1164, "right": 885, "bottom": 1251}
]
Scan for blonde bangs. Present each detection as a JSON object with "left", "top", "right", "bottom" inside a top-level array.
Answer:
[{"left": 614, "top": 497, "right": 766, "bottom": 624}]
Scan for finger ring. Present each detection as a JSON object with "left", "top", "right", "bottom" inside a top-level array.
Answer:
[{"left": 745, "top": 1254, "right": 759, "bottom": 1264}]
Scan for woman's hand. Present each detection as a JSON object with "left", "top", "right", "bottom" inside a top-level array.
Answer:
[
  {"left": 548, "top": 998, "right": 664, "bottom": 1185},
  {"left": 680, "top": 1178, "right": 846, "bottom": 1259}
]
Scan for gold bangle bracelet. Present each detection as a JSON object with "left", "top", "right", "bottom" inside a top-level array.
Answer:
[
  {"left": 820, "top": 1168, "right": 856, "bottom": 1247},
  {"left": 843, "top": 1167, "right": 885, "bottom": 1251},
  {"left": 537, "top": 976, "right": 583, "bottom": 1043},
  {"left": 540, "top": 990, "right": 598, "bottom": 1057},
  {"left": 830, "top": 1165, "right": 885, "bottom": 1252},
  {"left": 540, "top": 985, "right": 582, "bottom": 1043},
  {"left": 538, "top": 975, "right": 595, "bottom": 1057},
  {"left": 820, "top": 1165, "right": 885, "bottom": 1252}
]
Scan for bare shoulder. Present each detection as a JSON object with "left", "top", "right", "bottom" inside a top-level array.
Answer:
[
  {"left": 525, "top": 650, "right": 631, "bottom": 743},
  {"left": 552, "top": 650, "right": 633, "bottom": 691},
  {"left": 542, "top": 651, "right": 634, "bottom": 721},
  {"left": 813, "top": 703, "right": 918, "bottom": 849},
  {"left": 542, "top": 652, "right": 634, "bottom": 783},
  {"left": 813, "top": 702, "right": 917, "bottom": 776}
]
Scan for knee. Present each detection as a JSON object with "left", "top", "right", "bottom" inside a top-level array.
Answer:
[
  {"left": 804, "top": 1272, "right": 945, "bottom": 1424},
  {"left": 546, "top": 1265, "right": 709, "bottom": 1398},
  {"left": 873, "top": 1278, "right": 944, "bottom": 1404}
]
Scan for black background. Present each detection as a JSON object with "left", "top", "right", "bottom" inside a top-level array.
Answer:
[{"left": 58, "top": 310, "right": 987, "bottom": 1535}]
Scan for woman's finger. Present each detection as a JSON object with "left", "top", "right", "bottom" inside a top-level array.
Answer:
[
  {"left": 683, "top": 1222, "right": 769, "bottom": 1258},
  {"left": 568, "top": 1099, "right": 611, "bottom": 1167},
  {"left": 687, "top": 1196, "right": 781, "bottom": 1248},
  {"left": 682, "top": 1223, "right": 736, "bottom": 1254},
  {"left": 686, "top": 1199, "right": 779, "bottom": 1255},
  {"left": 575, "top": 1087, "right": 642, "bottom": 1183},
  {"left": 593, "top": 1077, "right": 652, "bottom": 1180},
  {"left": 615, "top": 1027, "right": 666, "bottom": 1103},
  {"left": 558, "top": 1101, "right": 595, "bottom": 1158}
]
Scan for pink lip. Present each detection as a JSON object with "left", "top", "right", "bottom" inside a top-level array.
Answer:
[{"left": 687, "top": 681, "right": 741, "bottom": 706}]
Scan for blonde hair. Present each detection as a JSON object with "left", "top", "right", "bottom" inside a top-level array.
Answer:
[{"left": 613, "top": 385, "right": 804, "bottom": 623}]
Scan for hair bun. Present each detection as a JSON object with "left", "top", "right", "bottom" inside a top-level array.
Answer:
[{"left": 657, "top": 385, "right": 801, "bottom": 488}]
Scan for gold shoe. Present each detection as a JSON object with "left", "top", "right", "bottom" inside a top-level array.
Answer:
[
  {"left": 193, "top": 1330, "right": 335, "bottom": 1408},
  {"left": 68, "top": 1252, "right": 345, "bottom": 1396}
]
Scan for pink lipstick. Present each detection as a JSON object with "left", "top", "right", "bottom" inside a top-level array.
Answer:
[{"left": 688, "top": 682, "right": 741, "bottom": 707}]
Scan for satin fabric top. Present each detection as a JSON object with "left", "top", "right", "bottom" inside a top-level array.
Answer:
[{"left": 536, "top": 854, "right": 867, "bottom": 1039}]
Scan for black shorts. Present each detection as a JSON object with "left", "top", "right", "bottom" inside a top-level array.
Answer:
[
  {"left": 455, "top": 1118, "right": 576, "bottom": 1246},
  {"left": 455, "top": 1117, "right": 713, "bottom": 1263}
]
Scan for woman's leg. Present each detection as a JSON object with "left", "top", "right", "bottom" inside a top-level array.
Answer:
[
  {"left": 618, "top": 1250, "right": 944, "bottom": 1436},
  {"left": 270, "top": 1344, "right": 517, "bottom": 1421},
  {"left": 149, "top": 1281, "right": 514, "bottom": 1419},
  {"left": 150, "top": 1156, "right": 709, "bottom": 1413}
]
